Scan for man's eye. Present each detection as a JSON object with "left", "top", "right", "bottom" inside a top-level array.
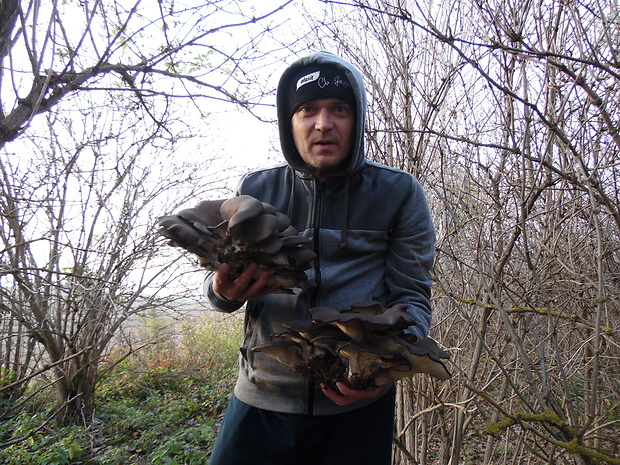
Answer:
[{"left": 334, "top": 105, "right": 351, "bottom": 114}]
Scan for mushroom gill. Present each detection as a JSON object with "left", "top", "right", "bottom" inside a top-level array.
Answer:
[
  {"left": 157, "top": 196, "right": 316, "bottom": 293},
  {"left": 253, "top": 301, "right": 450, "bottom": 392}
]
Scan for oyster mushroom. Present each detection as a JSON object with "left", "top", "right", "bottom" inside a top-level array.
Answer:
[
  {"left": 253, "top": 330, "right": 346, "bottom": 390},
  {"left": 178, "top": 199, "right": 226, "bottom": 228},
  {"left": 220, "top": 195, "right": 265, "bottom": 228},
  {"left": 157, "top": 196, "right": 316, "bottom": 293},
  {"left": 370, "top": 335, "right": 451, "bottom": 382},
  {"left": 253, "top": 301, "right": 450, "bottom": 390},
  {"left": 310, "top": 303, "right": 417, "bottom": 342},
  {"left": 252, "top": 333, "right": 314, "bottom": 367},
  {"left": 329, "top": 341, "right": 395, "bottom": 390},
  {"left": 229, "top": 212, "right": 279, "bottom": 246}
]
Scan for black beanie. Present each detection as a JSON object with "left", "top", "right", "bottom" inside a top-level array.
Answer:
[{"left": 287, "top": 64, "right": 356, "bottom": 116}]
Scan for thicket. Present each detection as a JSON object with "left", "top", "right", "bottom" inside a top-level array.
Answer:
[
  {"left": 1, "top": 1, "right": 619, "bottom": 465},
  {"left": 0, "top": 312, "right": 241, "bottom": 464},
  {"left": 308, "top": 1, "right": 620, "bottom": 464}
]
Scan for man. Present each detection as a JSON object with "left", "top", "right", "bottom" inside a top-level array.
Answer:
[{"left": 204, "top": 51, "right": 435, "bottom": 465}]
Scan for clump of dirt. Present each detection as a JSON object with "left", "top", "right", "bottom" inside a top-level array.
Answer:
[
  {"left": 294, "top": 353, "right": 345, "bottom": 390},
  {"left": 294, "top": 354, "right": 378, "bottom": 391}
]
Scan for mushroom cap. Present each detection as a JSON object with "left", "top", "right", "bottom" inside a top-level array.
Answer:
[
  {"left": 374, "top": 353, "right": 451, "bottom": 382},
  {"left": 261, "top": 202, "right": 277, "bottom": 215},
  {"left": 248, "top": 235, "right": 284, "bottom": 254},
  {"left": 266, "top": 273, "right": 316, "bottom": 293},
  {"left": 275, "top": 212, "right": 291, "bottom": 232},
  {"left": 220, "top": 195, "right": 265, "bottom": 229},
  {"left": 280, "top": 235, "right": 312, "bottom": 246},
  {"left": 283, "top": 246, "right": 316, "bottom": 268},
  {"left": 252, "top": 338, "right": 306, "bottom": 367},
  {"left": 284, "top": 320, "right": 346, "bottom": 343},
  {"left": 178, "top": 199, "right": 225, "bottom": 226},
  {"left": 157, "top": 216, "right": 201, "bottom": 247},
  {"left": 370, "top": 335, "right": 451, "bottom": 380},
  {"left": 279, "top": 225, "right": 300, "bottom": 237},
  {"left": 310, "top": 303, "right": 417, "bottom": 342},
  {"left": 402, "top": 334, "right": 451, "bottom": 363},
  {"left": 337, "top": 342, "right": 393, "bottom": 376},
  {"left": 229, "top": 213, "right": 279, "bottom": 245}
]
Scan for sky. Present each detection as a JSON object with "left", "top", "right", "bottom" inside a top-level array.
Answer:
[
  {"left": 2, "top": 0, "right": 306, "bottom": 194},
  {"left": 211, "top": 103, "right": 282, "bottom": 179},
  {"left": 191, "top": 0, "right": 308, "bottom": 189}
]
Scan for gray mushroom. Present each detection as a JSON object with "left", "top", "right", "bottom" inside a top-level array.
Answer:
[
  {"left": 253, "top": 301, "right": 450, "bottom": 391},
  {"left": 254, "top": 332, "right": 347, "bottom": 391},
  {"left": 157, "top": 196, "right": 316, "bottom": 293},
  {"left": 309, "top": 303, "right": 417, "bottom": 342},
  {"left": 220, "top": 195, "right": 265, "bottom": 228}
]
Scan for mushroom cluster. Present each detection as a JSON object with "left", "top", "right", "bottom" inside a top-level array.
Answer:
[
  {"left": 253, "top": 301, "right": 450, "bottom": 391},
  {"left": 157, "top": 195, "right": 316, "bottom": 293}
]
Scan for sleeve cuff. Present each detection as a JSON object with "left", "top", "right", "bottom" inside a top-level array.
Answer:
[{"left": 203, "top": 273, "right": 244, "bottom": 313}]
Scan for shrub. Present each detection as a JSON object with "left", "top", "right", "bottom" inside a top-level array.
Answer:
[{"left": 0, "top": 311, "right": 242, "bottom": 464}]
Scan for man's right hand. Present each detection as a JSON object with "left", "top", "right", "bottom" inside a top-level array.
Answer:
[{"left": 212, "top": 263, "right": 281, "bottom": 302}]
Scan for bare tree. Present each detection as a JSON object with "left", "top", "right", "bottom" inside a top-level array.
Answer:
[
  {"left": 0, "top": 0, "right": 294, "bottom": 426},
  {"left": 0, "top": 0, "right": 294, "bottom": 148},
  {"left": 1, "top": 92, "right": 225, "bottom": 425},
  {"left": 304, "top": 0, "right": 619, "bottom": 463}
]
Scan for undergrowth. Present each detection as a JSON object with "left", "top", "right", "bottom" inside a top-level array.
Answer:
[{"left": 0, "top": 312, "right": 242, "bottom": 465}]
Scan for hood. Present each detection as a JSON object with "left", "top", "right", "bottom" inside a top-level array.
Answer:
[{"left": 276, "top": 51, "right": 367, "bottom": 178}]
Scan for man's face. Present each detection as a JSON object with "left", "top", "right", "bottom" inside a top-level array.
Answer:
[{"left": 291, "top": 98, "right": 355, "bottom": 182}]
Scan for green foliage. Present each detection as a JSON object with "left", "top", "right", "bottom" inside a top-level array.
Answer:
[
  {"left": 0, "top": 368, "right": 18, "bottom": 388},
  {"left": 90, "top": 388, "right": 219, "bottom": 465},
  {"left": 0, "top": 411, "right": 86, "bottom": 465},
  {"left": 0, "top": 313, "right": 242, "bottom": 464}
]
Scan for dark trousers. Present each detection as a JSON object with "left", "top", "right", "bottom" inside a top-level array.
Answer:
[{"left": 208, "top": 386, "right": 396, "bottom": 465}]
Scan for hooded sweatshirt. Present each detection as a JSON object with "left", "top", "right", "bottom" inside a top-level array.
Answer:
[{"left": 205, "top": 51, "right": 435, "bottom": 416}]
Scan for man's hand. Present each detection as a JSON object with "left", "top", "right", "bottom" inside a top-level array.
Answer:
[
  {"left": 321, "top": 382, "right": 385, "bottom": 407},
  {"left": 213, "top": 263, "right": 281, "bottom": 302}
]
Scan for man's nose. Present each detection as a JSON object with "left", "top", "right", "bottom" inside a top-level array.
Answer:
[{"left": 314, "top": 108, "right": 334, "bottom": 131}]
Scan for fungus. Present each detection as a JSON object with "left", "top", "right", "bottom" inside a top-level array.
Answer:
[
  {"left": 334, "top": 342, "right": 395, "bottom": 390},
  {"left": 220, "top": 195, "right": 264, "bottom": 229},
  {"left": 310, "top": 303, "right": 417, "bottom": 341},
  {"left": 369, "top": 335, "right": 451, "bottom": 382},
  {"left": 253, "top": 301, "right": 450, "bottom": 391},
  {"left": 157, "top": 196, "right": 316, "bottom": 293}
]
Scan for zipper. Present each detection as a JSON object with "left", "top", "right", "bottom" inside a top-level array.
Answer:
[
  {"left": 306, "top": 179, "right": 323, "bottom": 415},
  {"left": 310, "top": 180, "right": 324, "bottom": 308}
]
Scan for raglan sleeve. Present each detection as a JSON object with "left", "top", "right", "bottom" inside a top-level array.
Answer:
[{"left": 385, "top": 175, "right": 436, "bottom": 341}]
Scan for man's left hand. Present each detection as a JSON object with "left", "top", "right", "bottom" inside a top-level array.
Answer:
[{"left": 320, "top": 382, "right": 385, "bottom": 407}]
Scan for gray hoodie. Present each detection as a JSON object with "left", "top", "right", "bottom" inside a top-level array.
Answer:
[{"left": 205, "top": 51, "right": 435, "bottom": 415}]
